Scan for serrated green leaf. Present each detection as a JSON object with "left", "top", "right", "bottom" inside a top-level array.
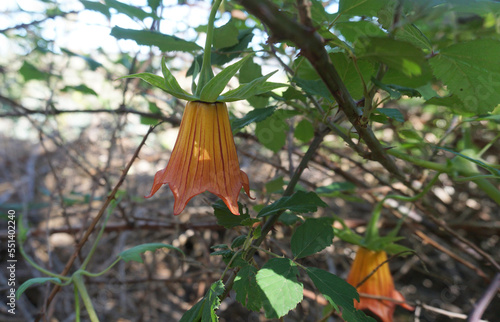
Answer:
[
  {"left": 395, "top": 23, "right": 432, "bottom": 51},
  {"left": 80, "top": 0, "right": 110, "bottom": 18},
  {"left": 214, "top": 20, "right": 239, "bottom": 49},
  {"left": 293, "top": 77, "right": 334, "bottom": 102},
  {"left": 234, "top": 265, "right": 263, "bottom": 311},
  {"left": 231, "top": 235, "right": 247, "bottom": 249},
  {"left": 239, "top": 58, "right": 262, "bottom": 83},
  {"left": 16, "top": 277, "right": 62, "bottom": 300},
  {"left": 231, "top": 105, "right": 277, "bottom": 133},
  {"left": 338, "top": 0, "right": 388, "bottom": 17},
  {"left": 202, "top": 280, "right": 225, "bottom": 321},
  {"left": 180, "top": 299, "right": 203, "bottom": 322},
  {"left": 258, "top": 191, "right": 327, "bottom": 218},
  {"left": 358, "top": 37, "right": 428, "bottom": 77},
  {"left": 119, "top": 243, "right": 183, "bottom": 263},
  {"left": 199, "top": 55, "right": 253, "bottom": 102},
  {"left": 294, "top": 119, "right": 314, "bottom": 142},
  {"left": 119, "top": 72, "right": 197, "bottom": 101},
  {"left": 425, "top": 95, "right": 467, "bottom": 114},
  {"left": 291, "top": 217, "right": 334, "bottom": 259},
  {"left": 110, "top": 27, "right": 202, "bottom": 52},
  {"left": 256, "top": 258, "right": 303, "bottom": 318},
  {"left": 213, "top": 200, "right": 250, "bottom": 228},
  {"left": 307, "top": 267, "right": 373, "bottom": 321},
  {"left": 105, "top": 0, "right": 157, "bottom": 21},
  {"left": 371, "top": 78, "right": 421, "bottom": 99},
  {"left": 429, "top": 39, "right": 500, "bottom": 114},
  {"left": 335, "top": 21, "right": 386, "bottom": 43},
  {"left": 377, "top": 108, "right": 405, "bottom": 122},
  {"left": 330, "top": 52, "right": 375, "bottom": 100}
]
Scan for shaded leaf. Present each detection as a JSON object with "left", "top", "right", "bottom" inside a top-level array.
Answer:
[
  {"left": 231, "top": 105, "right": 277, "bottom": 133},
  {"left": 258, "top": 191, "right": 327, "bottom": 218},
  {"left": 213, "top": 200, "right": 250, "bottom": 229},
  {"left": 61, "top": 84, "right": 97, "bottom": 96},
  {"left": 294, "top": 119, "right": 314, "bottom": 142},
  {"left": 306, "top": 267, "right": 373, "bottom": 322},
  {"left": 80, "top": 0, "right": 110, "bottom": 18},
  {"left": 214, "top": 20, "right": 239, "bottom": 49},
  {"left": 105, "top": 0, "right": 157, "bottom": 21},
  {"left": 291, "top": 217, "right": 334, "bottom": 259},
  {"left": 234, "top": 265, "right": 263, "bottom": 311},
  {"left": 119, "top": 243, "right": 183, "bottom": 263},
  {"left": 338, "top": 0, "right": 388, "bottom": 17}
]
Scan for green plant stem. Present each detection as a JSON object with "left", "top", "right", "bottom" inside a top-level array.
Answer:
[
  {"left": 81, "top": 258, "right": 121, "bottom": 278},
  {"left": 388, "top": 149, "right": 500, "bottom": 205},
  {"left": 195, "top": 0, "right": 222, "bottom": 96},
  {"left": 365, "top": 172, "right": 441, "bottom": 244},
  {"left": 74, "top": 284, "right": 81, "bottom": 322},
  {"left": 73, "top": 273, "right": 99, "bottom": 322},
  {"left": 18, "top": 239, "right": 69, "bottom": 281},
  {"left": 81, "top": 202, "right": 114, "bottom": 270}
]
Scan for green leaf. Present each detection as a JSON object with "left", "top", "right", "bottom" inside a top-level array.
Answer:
[
  {"left": 199, "top": 55, "right": 253, "bottom": 102},
  {"left": 330, "top": 52, "right": 375, "bottom": 100},
  {"left": 213, "top": 200, "right": 250, "bottom": 229},
  {"left": 80, "top": 0, "right": 110, "bottom": 18},
  {"left": 119, "top": 72, "right": 197, "bottom": 101},
  {"left": 335, "top": 21, "right": 386, "bottom": 43},
  {"left": 256, "top": 258, "right": 303, "bottom": 318},
  {"left": 231, "top": 105, "right": 277, "bottom": 133},
  {"left": 19, "top": 61, "right": 51, "bottom": 81},
  {"left": 202, "top": 280, "right": 225, "bottom": 321},
  {"left": 338, "top": 0, "right": 388, "bottom": 17},
  {"left": 110, "top": 27, "right": 202, "bottom": 52},
  {"left": 294, "top": 119, "right": 314, "bottom": 142},
  {"left": 255, "top": 111, "right": 288, "bottom": 152},
  {"left": 161, "top": 57, "right": 192, "bottom": 97},
  {"left": 119, "top": 243, "right": 184, "bottom": 263},
  {"left": 316, "top": 182, "right": 356, "bottom": 196},
  {"left": 219, "top": 73, "right": 286, "bottom": 102},
  {"left": 306, "top": 267, "right": 373, "bottom": 322},
  {"left": 265, "top": 176, "right": 285, "bottom": 194},
  {"left": 231, "top": 235, "right": 247, "bottom": 249},
  {"left": 60, "top": 84, "right": 97, "bottom": 96},
  {"left": 291, "top": 217, "right": 334, "bottom": 259},
  {"left": 293, "top": 77, "right": 333, "bottom": 102},
  {"left": 234, "top": 265, "right": 263, "bottom": 311},
  {"left": 239, "top": 58, "right": 262, "bottom": 83},
  {"left": 429, "top": 39, "right": 500, "bottom": 114},
  {"left": 371, "top": 78, "right": 421, "bottom": 99},
  {"left": 17, "top": 277, "right": 62, "bottom": 300},
  {"left": 425, "top": 95, "right": 467, "bottom": 114},
  {"left": 395, "top": 23, "right": 432, "bottom": 51},
  {"left": 104, "top": 0, "right": 157, "bottom": 21},
  {"left": 180, "top": 298, "right": 203, "bottom": 322},
  {"left": 377, "top": 108, "right": 405, "bottom": 122},
  {"left": 213, "top": 20, "right": 239, "bottom": 49},
  {"left": 358, "top": 37, "right": 428, "bottom": 77},
  {"left": 258, "top": 191, "right": 327, "bottom": 218}
]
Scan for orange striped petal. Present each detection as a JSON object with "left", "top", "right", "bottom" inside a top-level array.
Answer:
[
  {"left": 146, "top": 101, "right": 252, "bottom": 216},
  {"left": 346, "top": 247, "right": 413, "bottom": 322}
]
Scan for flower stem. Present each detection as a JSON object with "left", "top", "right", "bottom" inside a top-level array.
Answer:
[
  {"left": 195, "top": 0, "right": 222, "bottom": 96},
  {"left": 73, "top": 272, "right": 99, "bottom": 322}
]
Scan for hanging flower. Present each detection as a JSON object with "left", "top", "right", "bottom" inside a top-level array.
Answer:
[
  {"left": 145, "top": 101, "right": 251, "bottom": 215},
  {"left": 347, "top": 247, "right": 414, "bottom": 322}
]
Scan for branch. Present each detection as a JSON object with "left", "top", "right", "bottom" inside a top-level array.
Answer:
[{"left": 237, "top": 0, "right": 404, "bottom": 180}]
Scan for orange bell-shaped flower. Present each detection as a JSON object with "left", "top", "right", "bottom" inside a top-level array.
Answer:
[
  {"left": 347, "top": 247, "right": 414, "bottom": 322},
  {"left": 146, "top": 101, "right": 251, "bottom": 216}
]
